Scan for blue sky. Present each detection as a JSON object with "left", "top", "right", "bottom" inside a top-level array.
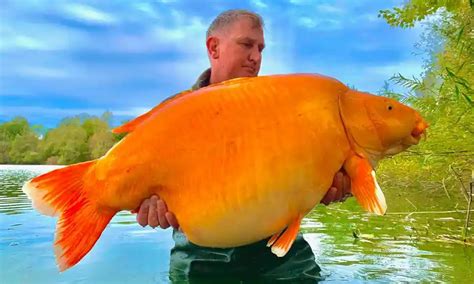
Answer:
[{"left": 0, "top": 0, "right": 426, "bottom": 128}]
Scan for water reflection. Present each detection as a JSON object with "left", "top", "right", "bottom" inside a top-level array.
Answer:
[
  {"left": 0, "top": 169, "right": 36, "bottom": 215},
  {"left": 0, "top": 166, "right": 473, "bottom": 283}
]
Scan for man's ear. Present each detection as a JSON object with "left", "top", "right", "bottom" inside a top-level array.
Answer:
[{"left": 206, "top": 36, "right": 219, "bottom": 59}]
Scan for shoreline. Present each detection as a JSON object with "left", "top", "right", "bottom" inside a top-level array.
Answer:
[{"left": 0, "top": 164, "right": 65, "bottom": 170}]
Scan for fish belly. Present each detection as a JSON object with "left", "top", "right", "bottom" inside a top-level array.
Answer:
[{"left": 172, "top": 170, "right": 331, "bottom": 248}]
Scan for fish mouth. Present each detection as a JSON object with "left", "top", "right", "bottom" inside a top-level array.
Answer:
[{"left": 407, "top": 118, "right": 429, "bottom": 145}]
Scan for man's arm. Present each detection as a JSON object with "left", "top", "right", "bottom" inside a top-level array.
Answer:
[{"left": 135, "top": 169, "right": 351, "bottom": 229}]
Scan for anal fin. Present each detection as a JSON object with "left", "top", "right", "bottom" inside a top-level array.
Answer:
[{"left": 270, "top": 215, "right": 303, "bottom": 257}]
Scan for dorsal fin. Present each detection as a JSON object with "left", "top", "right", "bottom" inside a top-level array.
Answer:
[{"left": 112, "top": 89, "right": 193, "bottom": 134}]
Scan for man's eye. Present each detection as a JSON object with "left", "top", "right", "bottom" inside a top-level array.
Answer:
[{"left": 241, "top": 42, "right": 252, "bottom": 48}]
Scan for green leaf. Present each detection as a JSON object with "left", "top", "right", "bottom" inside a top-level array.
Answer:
[
  {"left": 455, "top": 25, "right": 465, "bottom": 46},
  {"left": 461, "top": 92, "right": 474, "bottom": 106}
]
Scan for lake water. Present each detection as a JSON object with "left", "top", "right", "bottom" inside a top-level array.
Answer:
[{"left": 0, "top": 165, "right": 472, "bottom": 283}]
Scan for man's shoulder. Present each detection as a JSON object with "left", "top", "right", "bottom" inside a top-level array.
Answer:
[
  {"left": 160, "top": 69, "right": 211, "bottom": 105},
  {"left": 191, "top": 68, "right": 211, "bottom": 90}
]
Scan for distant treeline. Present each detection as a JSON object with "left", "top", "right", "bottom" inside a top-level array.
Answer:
[{"left": 0, "top": 112, "right": 125, "bottom": 165}]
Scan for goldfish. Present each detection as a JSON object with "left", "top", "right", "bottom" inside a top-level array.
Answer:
[{"left": 23, "top": 74, "right": 428, "bottom": 271}]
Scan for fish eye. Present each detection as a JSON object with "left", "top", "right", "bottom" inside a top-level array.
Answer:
[{"left": 387, "top": 105, "right": 393, "bottom": 111}]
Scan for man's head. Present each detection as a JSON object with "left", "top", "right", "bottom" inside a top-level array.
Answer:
[{"left": 206, "top": 10, "right": 265, "bottom": 84}]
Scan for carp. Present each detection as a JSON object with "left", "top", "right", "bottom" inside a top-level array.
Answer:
[{"left": 23, "top": 74, "right": 428, "bottom": 271}]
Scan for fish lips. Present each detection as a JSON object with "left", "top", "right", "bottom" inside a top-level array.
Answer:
[{"left": 410, "top": 120, "right": 429, "bottom": 144}]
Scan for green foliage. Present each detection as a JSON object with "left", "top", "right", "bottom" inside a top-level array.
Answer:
[
  {"left": 9, "top": 131, "right": 42, "bottom": 164},
  {"left": 379, "top": 0, "right": 471, "bottom": 28},
  {"left": 40, "top": 118, "right": 90, "bottom": 164},
  {"left": 0, "top": 117, "right": 30, "bottom": 141},
  {"left": 377, "top": 81, "right": 405, "bottom": 101},
  {"left": 88, "top": 130, "right": 117, "bottom": 159},
  {"left": 377, "top": 0, "right": 474, "bottom": 209},
  {"left": 0, "top": 112, "right": 123, "bottom": 165},
  {"left": 0, "top": 117, "right": 41, "bottom": 164}
]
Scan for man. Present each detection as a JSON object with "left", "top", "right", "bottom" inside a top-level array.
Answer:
[{"left": 135, "top": 9, "right": 351, "bottom": 282}]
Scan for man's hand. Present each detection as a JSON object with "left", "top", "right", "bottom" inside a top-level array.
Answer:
[
  {"left": 320, "top": 170, "right": 352, "bottom": 205},
  {"left": 134, "top": 195, "right": 179, "bottom": 229}
]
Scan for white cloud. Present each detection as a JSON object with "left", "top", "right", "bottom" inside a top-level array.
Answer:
[
  {"left": 0, "top": 23, "right": 86, "bottom": 52},
  {"left": 288, "top": 0, "right": 312, "bottom": 5},
  {"left": 133, "top": 2, "right": 160, "bottom": 19},
  {"left": 367, "top": 61, "right": 423, "bottom": 79},
  {"left": 0, "top": 106, "right": 104, "bottom": 117},
  {"left": 113, "top": 107, "right": 151, "bottom": 117},
  {"left": 296, "top": 58, "right": 424, "bottom": 94},
  {"left": 316, "top": 4, "right": 345, "bottom": 14},
  {"left": 297, "top": 17, "right": 342, "bottom": 30},
  {"left": 2, "top": 35, "right": 49, "bottom": 51},
  {"left": 251, "top": 0, "right": 268, "bottom": 9},
  {"left": 16, "top": 66, "right": 70, "bottom": 79},
  {"left": 62, "top": 3, "right": 118, "bottom": 25},
  {"left": 149, "top": 15, "right": 208, "bottom": 55},
  {"left": 297, "top": 17, "right": 317, "bottom": 28},
  {"left": 258, "top": 23, "right": 296, "bottom": 75},
  {"left": 0, "top": 106, "right": 149, "bottom": 119},
  {"left": 157, "top": 0, "right": 178, "bottom": 3},
  {"left": 358, "top": 13, "right": 381, "bottom": 23}
]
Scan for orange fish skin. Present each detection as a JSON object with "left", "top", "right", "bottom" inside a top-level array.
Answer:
[
  {"left": 96, "top": 74, "right": 352, "bottom": 246},
  {"left": 22, "top": 73, "right": 428, "bottom": 271}
]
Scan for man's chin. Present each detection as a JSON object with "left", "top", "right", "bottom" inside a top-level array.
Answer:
[{"left": 239, "top": 70, "right": 258, "bottom": 78}]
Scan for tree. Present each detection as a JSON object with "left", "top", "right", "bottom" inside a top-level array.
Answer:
[
  {"left": 9, "top": 131, "right": 42, "bottom": 164},
  {"left": 377, "top": 0, "right": 473, "bottom": 202},
  {"left": 40, "top": 118, "right": 89, "bottom": 164},
  {"left": 0, "top": 117, "right": 42, "bottom": 164}
]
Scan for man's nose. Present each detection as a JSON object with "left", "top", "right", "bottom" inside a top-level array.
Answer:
[{"left": 249, "top": 46, "right": 261, "bottom": 64}]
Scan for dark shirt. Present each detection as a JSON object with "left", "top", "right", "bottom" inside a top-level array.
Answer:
[
  {"left": 191, "top": 68, "right": 211, "bottom": 91},
  {"left": 168, "top": 69, "right": 321, "bottom": 283}
]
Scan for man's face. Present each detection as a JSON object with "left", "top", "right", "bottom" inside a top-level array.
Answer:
[{"left": 211, "top": 17, "right": 265, "bottom": 80}]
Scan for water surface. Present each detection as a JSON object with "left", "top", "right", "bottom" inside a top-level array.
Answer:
[{"left": 0, "top": 166, "right": 472, "bottom": 283}]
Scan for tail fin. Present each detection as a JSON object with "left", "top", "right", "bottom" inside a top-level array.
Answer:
[{"left": 22, "top": 161, "right": 117, "bottom": 271}]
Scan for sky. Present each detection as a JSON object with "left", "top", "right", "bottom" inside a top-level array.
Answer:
[{"left": 0, "top": 0, "right": 426, "bottom": 128}]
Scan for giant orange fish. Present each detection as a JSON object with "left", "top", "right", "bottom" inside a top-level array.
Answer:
[{"left": 23, "top": 74, "right": 427, "bottom": 271}]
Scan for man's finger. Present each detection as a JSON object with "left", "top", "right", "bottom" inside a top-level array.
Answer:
[
  {"left": 321, "top": 187, "right": 337, "bottom": 205},
  {"left": 343, "top": 174, "right": 352, "bottom": 196},
  {"left": 165, "top": 212, "right": 180, "bottom": 230},
  {"left": 148, "top": 196, "right": 159, "bottom": 228},
  {"left": 333, "top": 171, "right": 343, "bottom": 192},
  {"left": 137, "top": 199, "right": 150, "bottom": 227},
  {"left": 157, "top": 199, "right": 170, "bottom": 229},
  {"left": 334, "top": 184, "right": 343, "bottom": 202}
]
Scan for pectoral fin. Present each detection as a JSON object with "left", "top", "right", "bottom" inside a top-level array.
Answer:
[
  {"left": 269, "top": 215, "right": 303, "bottom": 257},
  {"left": 344, "top": 154, "right": 387, "bottom": 215}
]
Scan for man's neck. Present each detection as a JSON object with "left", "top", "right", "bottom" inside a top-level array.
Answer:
[{"left": 209, "top": 72, "right": 220, "bottom": 85}]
